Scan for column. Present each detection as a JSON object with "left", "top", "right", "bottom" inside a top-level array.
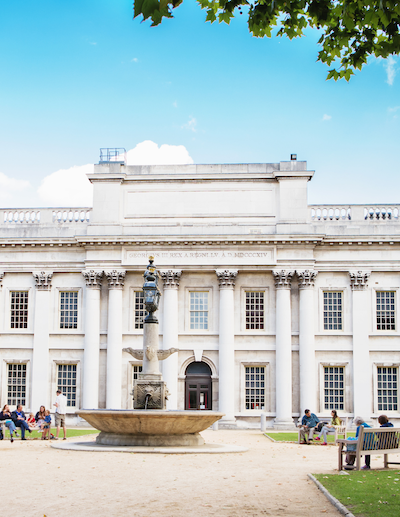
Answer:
[
  {"left": 216, "top": 269, "right": 238, "bottom": 423},
  {"left": 297, "top": 270, "right": 318, "bottom": 414},
  {"left": 82, "top": 270, "right": 103, "bottom": 409},
  {"left": 105, "top": 270, "right": 125, "bottom": 409},
  {"left": 31, "top": 271, "right": 52, "bottom": 411},
  {"left": 350, "top": 271, "right": 371, "bottom": 419},
  {"left": 160, "top": 269, "right": 181, "bottom": 410},
  {"left": 273, "top": 270, "right": 294, "bottom": 428}
]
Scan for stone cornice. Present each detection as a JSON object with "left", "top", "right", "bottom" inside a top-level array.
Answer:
[
  {"left": 297, "top": 270, "right": 318, "bottom": 289},
  {"left": 273, "top": 270, "right": 294, "bottom": 289},
  {"left": 160, "top": 270, "right": 182, "bottom": 288},
  {"left": 105, "top": 270, "right": 126, "bottom": 288},
  {"left": 33, "top": 271, "right": 53, "bottom": 290},
  {"left": 216, "top": 269, "right": 238, "bottom": 288},
  {"left": 82, "top": 270, "right": 103, "bottom": 289},
  {"left": 349, "top": 271, "right": 370, "bottom": 290}
]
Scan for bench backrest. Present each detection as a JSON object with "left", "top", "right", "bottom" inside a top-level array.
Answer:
[{"left": 358, "top": 426, "right": 400, "bottom": 452}]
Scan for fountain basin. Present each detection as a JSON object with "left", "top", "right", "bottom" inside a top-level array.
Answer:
[{"left": 76, "top": 409, "right": 225, "bottom": 446}]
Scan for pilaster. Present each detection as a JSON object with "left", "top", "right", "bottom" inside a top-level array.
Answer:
[
  {"left": 160, "top": 270, "right": 181, "bottom": 410},
  {"left": 216, "top": 269, "right": 238, "bottom": 424}
]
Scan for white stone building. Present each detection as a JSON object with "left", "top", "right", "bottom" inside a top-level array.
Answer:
[{"left": 1, "top": 156, "right": 399, "bottom": 427}]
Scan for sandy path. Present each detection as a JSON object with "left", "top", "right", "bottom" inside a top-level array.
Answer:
[{"left": 0, "top": 430, "right": 344, "bottom": 517}]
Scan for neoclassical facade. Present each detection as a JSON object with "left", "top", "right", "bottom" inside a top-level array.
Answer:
[{"left": 1, "top": 158, "right": 399, "bottom": 427}]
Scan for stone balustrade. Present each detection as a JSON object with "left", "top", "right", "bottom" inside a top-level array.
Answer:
[
  {"left": 2, "top": 208, "right": 92, "bottom": 224},
  {"left": 310, "top": 205, "right": 400, "bottom": 223}
]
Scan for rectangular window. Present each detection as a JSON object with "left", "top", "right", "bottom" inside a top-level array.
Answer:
[
  {"left": 134, "top": 291, "right": 146, "bottom": 329},
  {"left": 324, "top": 366, "right": 344, "bottom": 411},
  {"left": 7, "top": 364, "right": 27, "bottom": 406},
  {"left": 323, "top": 291, "right": 342, "bottom": 330},
  {"left": 245, "top": 366, "right": 265, "bottom": 410},
  {"left": 245, "top": 292, "right": 264, "bottom": 330},
  {"left": 132, "top": 364, "right": 143, "bottom": 381},
  {"left": 377, "top": 366, "right": 398, "bottom": 411},
  {"left": 57, "top": 364, "right": 77, "bottom": 407},
  {"left": 376, "top": 291, "right": 396, "bottom": 330},
  {"left": 190, "top": 291, "right": 209, "bottom": 330},
  {"left": 60, "top": 291, "right": 78, "bottom": 329},
  {"left": 10, "top": 291, "right": 28, "bottom": 329}
]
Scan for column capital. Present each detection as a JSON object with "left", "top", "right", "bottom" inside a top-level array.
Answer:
[
  {"left": 297, "top": 270, "right": 318, "bottom": 289},
  {"left": 33, "top": 271, "right": 53, "bottom": 290},
  {"left": 82, "top": 270, "right": 104, "bottom": 289},
  {"left": 273, "top": 270, "right": 294, "bottom": 289},
  {"left": 105, "top": 270, "right": 126, "bottom": 289},
  {"left": 160, "top": 270, "right": 182, "bottom": 289},
  {"left": 216, "top": 269, "right": 238, "bottom": 288},
  {"left": 349, "top": 271, "right": 370, "bottom": 291}
]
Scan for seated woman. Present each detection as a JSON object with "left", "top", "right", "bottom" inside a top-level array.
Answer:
[
  {"left": 345, "top": 416, "right": 372, "bottom": 470},
  {"left": 315, "top": 410, "right": 341, "bottom": 445},
  {"left": 0, "top": 404, "right": 18, "bottom": 442},
  {"left": 35, "top": 406, "right": 46, "bottom": 432}
]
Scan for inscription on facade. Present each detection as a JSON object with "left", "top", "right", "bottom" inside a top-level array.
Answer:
[{"left": 123, "top": 249, "right": 275, "bottom": 266}]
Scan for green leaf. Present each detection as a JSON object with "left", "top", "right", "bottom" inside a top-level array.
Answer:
[{"left": 142, "top": 0, "right": 160, "bottom": 20}]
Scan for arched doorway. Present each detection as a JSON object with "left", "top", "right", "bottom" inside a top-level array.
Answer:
[{"left": 185, "top": 362, "right": 212, "bottom": 410}]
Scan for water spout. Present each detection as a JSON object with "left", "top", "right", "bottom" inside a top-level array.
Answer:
[{"left": 144, "top": 392, "right": 152, "bottom": 410}]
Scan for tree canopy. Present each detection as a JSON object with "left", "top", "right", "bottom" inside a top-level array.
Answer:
[{"left": 133, "top": 0, "right": 400, "bottom": 80}]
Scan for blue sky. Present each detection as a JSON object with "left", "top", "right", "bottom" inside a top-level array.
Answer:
[{"left": 0, "top": 0, "right": 399, "bottom": 208}]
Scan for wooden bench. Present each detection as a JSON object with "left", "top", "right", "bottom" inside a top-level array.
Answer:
[{"left": 338, "top": 426, "right": 400, "bottom": 471}]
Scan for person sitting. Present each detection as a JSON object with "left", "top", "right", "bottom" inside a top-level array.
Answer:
[
  {"left": 27, "top": 413, "right": 36, "bottom": 429},
  {"left": 0, "top": 404, "right": 19, "bottom": 442},
  {"left": 315, "top": 410, "right": 341, "bottom": 445},
  {"left": 378, "top": 414, "right": 393, "bottom": 428},
  {"left": 11, "top": 404, "right": 31, "bottom": 440},
  {"left": 298, "top": 409, "right": 320, "bottom": 444},
  {"left": 41, "top": 410, "right": 52, "bottom": 439},
  {"left": 35, "top": 406, "right": 46, "bottom": 432},
  {"left": 377, "top": 414, "right": 396, "bottom": 449},
  {"left": 344, "top": 416, "right": 372, "bottom": 470}
]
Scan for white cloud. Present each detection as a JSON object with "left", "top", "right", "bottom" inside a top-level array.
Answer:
[
  {"left": 35, "top": 141, "right": 193, "bottom": 207},
  {"left": 388, "top": 106, "right": 400, "bottom": 113},
  {"left": 126, "top": 140, "right": 193, "bottom": 165},
  {"left": 384, "top": 55, "right": 397, "bottom": 85},
  {"left": 37, "top": 164, "right": 94, "bottom": 207},
  {"left": 182, "top": 116, "right": 197, "bottom": 132},
  {"left": 131, "top": 57, "right": 138, "bottom": 63},
  {"left": 89, "top": 42, "right": 97, "bottom": 46},
  {"left": 0, "top": 172, "right": 31, "bottom": 201},
  {"left": 322, "top": 114, "right": 332, "bottom": 121},
  {"left": 173, "top": 101, "right": 178, "bottom": 108}
]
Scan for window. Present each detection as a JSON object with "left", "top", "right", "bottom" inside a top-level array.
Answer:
[
  {"left": 245, "top": 366, "right": 265, "bottom": 410},
  {"left": 376, "top": 291, "right": 396, "bottom": 330},
  {"left": 60, "top": 291, "right": 78, "bottom": 329},
  {"left": 7, "top": 364, "right": 27, "bottom": 406},
  {"left": 323, "top": 291, "right": 342, "bottom": 330},
  {"left": 245, "top": 292, "right": 264, "bottom": 330},
  {"left": 133, "top": 364, "right": 142, "bottom": 381},
  {"left": 377, "top": 366, "right": 398, "bottom": 411},
  {"left": 134, "top": 291, "right": 146, "bottom": 329},
  {"left": 10, "top": 291, "right": 28, "bottom": 329},
  {"left": 190, "top": 291, "right": 208, "bottom": 330},
  {"left": 324, "top": 366, "right": 344, "bottom": 411},
  {"left": 57, "top": 364, "right": 77, "bottom": 407}
]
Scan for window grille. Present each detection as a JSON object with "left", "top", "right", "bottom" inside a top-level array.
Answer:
[
  {"left": 324, "top": 366, "right": 344, "bottom": 410},
  {"left": 10, "top": 291, "right": 28, "bottom": 329},
  {"left": 57, "top": 364, "right": 77, "bottom": 407},
  {"left": 323, "top": 291, "right": 342, "bottom": 330},
  {"left": 376, "top": 291, "right": 396, "bottom": 330},
  {"left": 190, "top": 292, "right": 209, "bottom": 330},
  {"left": 7, "top": 364, "right": 27, "bottom": 406},
  {"left": 134, "top": 292, "right": 146, "bottom": 329},
  {"left": 245, "top": 291, "right": 264, "bottom": 329},
  {"left": 245, "top": 366, "right": 265, "bottom": 410},
  {"left": 377, "top": 366, "right": 398, "bottom": 411},
  {"left": 60, "top": 291, "right": 78, "bottom": 329}
]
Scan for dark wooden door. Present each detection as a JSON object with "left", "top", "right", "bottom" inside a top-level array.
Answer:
[{"left": 185, "top": 375, "right": 212, "bottom": 410}]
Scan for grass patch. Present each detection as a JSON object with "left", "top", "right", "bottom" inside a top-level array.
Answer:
[
  {"left": 265, "top": 431, "right": 355, "bottom": 443},
  {"left": 315, "top": 470, "right": 400, "bottom": 517},
  {"left": 5, "top": 428, "right": 99, "bottom": 440}
]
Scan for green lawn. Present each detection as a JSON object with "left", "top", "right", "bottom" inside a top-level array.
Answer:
[
  {"left": 265, "top": 431, "right": 356, "bottom": 443},
  {"left": 4, "top": 428, "right": 99, "bottom": 440},
  {"left": 315, "top": 470, "right": 400, "bottom": 517}
]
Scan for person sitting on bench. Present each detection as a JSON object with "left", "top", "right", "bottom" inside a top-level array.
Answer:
[
  {"left": 315, "top": 410, "right": 341, "bottom": 445},
  {"left": 298, "top": 409, "right": 320, "bottom": 444}
]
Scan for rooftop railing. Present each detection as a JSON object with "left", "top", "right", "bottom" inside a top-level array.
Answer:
[
  {"left": 310, "top": 205, "right": 400, "bottom": 222},
  {"left": 2, "top": 208, "right": 92, "bottom": 224}
]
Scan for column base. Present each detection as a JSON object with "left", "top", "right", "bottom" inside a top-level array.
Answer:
[
  {"left": 218, "top": 415, "right": 237, "bottom": 429},
  {"left": 273, "top": 418, "right": 295, "bottom": 430}
]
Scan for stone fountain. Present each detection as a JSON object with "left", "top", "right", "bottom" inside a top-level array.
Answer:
[{"left": 75, "top": 257, "right": 224, "bottom": 448}]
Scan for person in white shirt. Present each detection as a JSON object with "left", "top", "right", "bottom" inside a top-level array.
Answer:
[{"left": 54, "top": 389, "right": 67, "bottom": 440}]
